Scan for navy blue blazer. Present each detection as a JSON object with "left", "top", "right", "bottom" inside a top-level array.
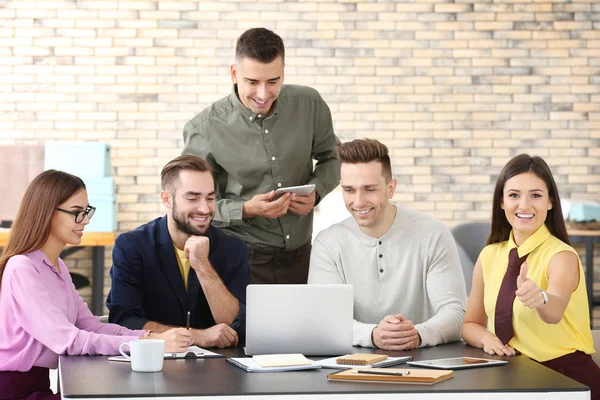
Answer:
[{"left": 106, "top": 216, "right": 249, "bottom": 333}]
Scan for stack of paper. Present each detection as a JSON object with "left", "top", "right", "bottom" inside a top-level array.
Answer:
[
  {"left": 227, "top": 354, "right": 320, "bottom": 373},
  {"left": 253, "top": 354, "right": 313, "bottom": 367}
]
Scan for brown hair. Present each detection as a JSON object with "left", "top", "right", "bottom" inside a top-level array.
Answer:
[
  {"left": 0, "top": 170, "right": 86, "bottom": 288},
  {"left": 335, "top": 139, "right": 392, "bottom": 182},
  {"left": 236, "top": 28, "right": 285, "bottom": 63},
  {"left": 487, "top": 154, "right": 570, "bottom": 245},
  {"left": 161, "top": 155, "right": 212, "bottom": 194}
]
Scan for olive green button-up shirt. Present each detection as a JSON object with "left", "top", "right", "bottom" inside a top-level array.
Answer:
[{"left": 183, "top": 84, "right": 340, "bottom": 251}]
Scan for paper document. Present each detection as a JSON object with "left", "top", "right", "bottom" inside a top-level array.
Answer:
[
  {"left": 316, "top": 355, "right": 412, "bottom": 369},
  {"left": 108, "top": 346, "right": 223, "bottom": 362},
  {"left": 227, "top": 357, "right": 320, "bottom": 373}
]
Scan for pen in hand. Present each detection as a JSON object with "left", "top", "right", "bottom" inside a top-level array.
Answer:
[{"left": 185, "top": 311, "right": 191, "bottom": 346}]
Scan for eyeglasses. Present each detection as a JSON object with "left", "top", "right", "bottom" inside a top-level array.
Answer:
[{"left": 55, "top": 206, "right": 96, "bottom": 223}]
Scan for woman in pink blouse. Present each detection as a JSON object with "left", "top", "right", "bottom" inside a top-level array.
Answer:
[{"left": 0, "top": 170, "right": 191, "bottom": 400}]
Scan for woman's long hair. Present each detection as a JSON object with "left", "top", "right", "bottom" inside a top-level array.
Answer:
[
  {"left": 0, "top": 170, "right": 86, "bottom": 289},
  {"left": 487, "top": 154, "right": 570, "bottom": 246}
]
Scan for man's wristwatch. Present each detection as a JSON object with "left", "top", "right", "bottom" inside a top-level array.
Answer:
[{"left": 539, "top": 289, "right": 548, "bottom": 308}]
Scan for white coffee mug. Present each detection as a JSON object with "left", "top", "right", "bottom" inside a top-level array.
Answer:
[{"left": 119, "top": 339, "right": 165, "bottom": 372}]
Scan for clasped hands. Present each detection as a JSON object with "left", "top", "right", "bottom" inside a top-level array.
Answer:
[{"left": 371, "top": 313, "right": 420, "bottom": 351}]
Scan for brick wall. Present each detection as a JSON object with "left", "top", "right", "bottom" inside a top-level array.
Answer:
[{"left": 1, "top": 0, "right": 599, "bottom": 317}]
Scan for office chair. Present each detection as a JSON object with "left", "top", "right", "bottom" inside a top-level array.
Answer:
[{"left": 451, "top": 222, "right": 491, "bottom": 295}]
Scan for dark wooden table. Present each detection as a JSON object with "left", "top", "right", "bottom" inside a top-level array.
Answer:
[{"left": 59, "top": 340, "right": 588, "bottom": 399}]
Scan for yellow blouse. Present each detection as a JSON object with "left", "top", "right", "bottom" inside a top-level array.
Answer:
[{"left": 480, "top": 224, "right": 594, "bottom": 362}]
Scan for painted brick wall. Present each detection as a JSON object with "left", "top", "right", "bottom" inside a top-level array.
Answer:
[{"left": 1, "top": 0, "right": 599, "bottom": 318}]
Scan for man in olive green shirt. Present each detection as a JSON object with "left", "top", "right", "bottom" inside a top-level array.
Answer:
[{"left": 182, "top": 27, "right": 340, "bottom": 284}]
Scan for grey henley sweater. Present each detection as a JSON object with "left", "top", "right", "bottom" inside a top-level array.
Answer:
[{"left": 308, "top": 206, "right": 467, "bottom": 347}]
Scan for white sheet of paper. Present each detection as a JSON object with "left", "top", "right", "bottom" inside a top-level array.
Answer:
[{"left": 227, "top": 357, "right": 320, "bottom": 373}]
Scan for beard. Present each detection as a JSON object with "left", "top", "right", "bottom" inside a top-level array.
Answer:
[{"left": 172, "top": 200, "right": 213, "bottom": 236}]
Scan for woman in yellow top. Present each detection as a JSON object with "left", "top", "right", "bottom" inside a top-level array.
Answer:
[{"left": 462, "top": 154, "right": 600, "bottom": 399}]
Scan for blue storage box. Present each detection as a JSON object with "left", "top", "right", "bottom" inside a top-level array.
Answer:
[
  {"left": 82, "top": 177, "right": 114, "bottom": 197},
  {"left": 86, "top": 195, "right": 116, "bottom": 232},
  {"left": 44, "top": 141, "right": 111, "bottom": 177},
  {"left": 568, "top": 203, "right": 600, "bottom": 222}
]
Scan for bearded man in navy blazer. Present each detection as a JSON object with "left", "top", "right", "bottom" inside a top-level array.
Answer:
[{"left": 107, "top": 155, "right": 249, "bottom": 348}]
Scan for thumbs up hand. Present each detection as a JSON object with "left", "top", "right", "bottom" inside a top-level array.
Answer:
[
  {"left": 515, "top": 262, "right": 545, "bottom": 308},
  {"left": 516, "top": 262, "right": 528, "bottom": 289}
]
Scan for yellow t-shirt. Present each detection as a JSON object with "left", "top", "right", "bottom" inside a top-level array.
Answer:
[
  {"left": 173, "top": 245, "right": 191, "bottom": 291},
  {"left": 480, "top": 224, "right": 594, "bottom": 362}
]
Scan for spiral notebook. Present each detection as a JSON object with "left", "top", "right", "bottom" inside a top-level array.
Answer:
[
  {"left": 315, "top": 355, "right": 412, "bottom": 370},
  {"left": 337, "top": 354, "right": 388, "bottom": 365}
]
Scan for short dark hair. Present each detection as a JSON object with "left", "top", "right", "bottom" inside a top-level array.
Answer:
[
  {"left": 161, "top": 155, "right": 212, "bottom": 194},
  {"left": 236, "top": 28, "right": 285, "bottom": 63},
  {"left": 488, "top": 154, "right": 569, "bottom": 245},
  {"left": 335, "top": 139, "right": 392, "bottom": 182}
]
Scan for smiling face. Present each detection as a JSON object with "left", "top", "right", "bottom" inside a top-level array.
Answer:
[
  {"left": 165, "top": 170, "right": 215, "bottom": 236},
  {"left": 341, "top": 161, "right": 396, "bottom": 237},
  {"left": 501, "top": 171, "right": 553, "bottom": 243},
  {"left": 231, "top": 56, "right": 284, "bottom": 116},
  {"left": 49, "top": 189, "right": 91, "bottom": 246}
]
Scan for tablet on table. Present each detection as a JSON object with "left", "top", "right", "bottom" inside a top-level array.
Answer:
[{"left": 407, "top": 357, "right": 508, "bottom": 370}]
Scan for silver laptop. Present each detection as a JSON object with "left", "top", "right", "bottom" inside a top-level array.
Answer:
[{"left": 245, "top": 284, "right": 354, "bottom": 356}]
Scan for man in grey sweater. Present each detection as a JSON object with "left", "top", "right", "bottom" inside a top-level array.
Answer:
[{"left": 308, "top": 139, "right": 466, "bottom": 350}]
